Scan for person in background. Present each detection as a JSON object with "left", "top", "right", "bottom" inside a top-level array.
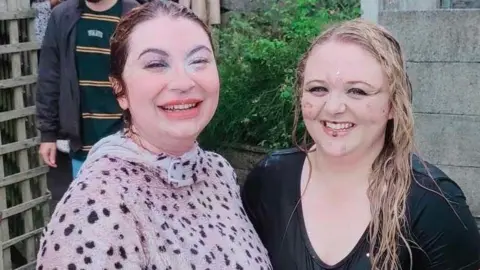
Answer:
[
  {"left": 32, "top": 0, "right": 61, "bottom": 46},
  {"left": 36, "top": 0, "right": 139, "bottom": 178},
  {"left": 242, "top": 19, "right": 480, "bottom": 270},
  {"left": 35, "top": 2, "right": 271, "bottom": 269}
]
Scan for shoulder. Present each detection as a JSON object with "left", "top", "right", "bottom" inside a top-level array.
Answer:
[
  {"left": 409, "top": 154, "right": 466, "bottom": 206},
  {"left": 242, "top": 147, "right": 305, "bottom": 193},
  {"left": 253, "top": 147, "right": 305, "bottom": 170},
  {"left": 203, "top": 150, "right": 237, "bottom": 181},
  {"left": 408, "top": 155, "right": 477, "bottom": 235},
  {"left": 50, "top": 0, "right": 77, "bottom": 17},
  {"left": 407, "top": 155, "right": 480, "bottom": 268}
]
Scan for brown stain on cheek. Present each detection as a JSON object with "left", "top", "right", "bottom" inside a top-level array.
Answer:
[{"left": 301, "top": 100, "right": 316, "bottom": 120}]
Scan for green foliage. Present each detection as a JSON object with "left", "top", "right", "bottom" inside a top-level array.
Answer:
[{"left": 199, "top": 0, "right": 361, "bottom": 150}]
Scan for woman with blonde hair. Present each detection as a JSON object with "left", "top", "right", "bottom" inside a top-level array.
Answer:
[{"left": 242, "top": 19, "right": 480, "bottom": 269}]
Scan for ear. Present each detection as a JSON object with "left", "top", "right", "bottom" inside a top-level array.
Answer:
[{"left": 110, "top": 76, "right": 129, "bottom": 110}]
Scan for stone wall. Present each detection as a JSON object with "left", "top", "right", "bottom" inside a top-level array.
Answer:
[{"left": 379, "top": 9, "right": 480, "bottom": 216}]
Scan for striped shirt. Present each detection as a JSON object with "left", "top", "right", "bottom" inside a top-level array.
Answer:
[{"left": 73, "top": 1, "right": 123, "bottom": 160}]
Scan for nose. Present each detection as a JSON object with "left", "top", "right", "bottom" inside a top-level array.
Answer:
[
  {"left": 323, "top": 92, "right": 347, "bottom": 115},
  {"left": 167, "top": 65, "right": 195, "bottom": 93}
]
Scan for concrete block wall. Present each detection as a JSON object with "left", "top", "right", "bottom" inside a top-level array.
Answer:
[{"left": 379, "top": 10, "right": 480, "bottom": 215}]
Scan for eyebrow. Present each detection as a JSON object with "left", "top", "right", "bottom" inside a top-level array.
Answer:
[
  {"left": 305, "top": 79, "right": 376, "bottom": 89},
  {"left": 137, "top": 45, "right": 212, "bottom": 59}
]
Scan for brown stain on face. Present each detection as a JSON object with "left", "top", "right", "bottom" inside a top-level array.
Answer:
[{"left": 301, "top": 100, "right": 316, "bottom": 120}]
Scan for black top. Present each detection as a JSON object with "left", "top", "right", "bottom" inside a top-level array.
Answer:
[{"left": 241, "top": 148, "right": 480, "bottom": 270}]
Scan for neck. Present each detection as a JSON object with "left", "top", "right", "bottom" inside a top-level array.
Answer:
[
  {"left": 85, "top": 0, "right": 117, "bottom": 12},
  {"left": 128, "top": 127, "right": 195, "bottom": 158}
]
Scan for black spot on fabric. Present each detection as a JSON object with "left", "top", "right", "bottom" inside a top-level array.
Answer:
[
  {"left": 120, "top": 203, "right": 130, "bottom": 214},
  {"left": 64, "top": 224, "right": 75, "bottom": 236},
  {"left": 87, "top": 198, "right": 95, "bottom": 205},
  {"left": 236, "top": 263, "right": 243, "bottom": 270},
  {"left": 54, "top": 243, "right": 60, "bottom": 251},
  {"left": 109, "top": 157, "right": 117, "bottom": 162},
  {"left": 100, "top": 189, "right": 106, "bottom": 195},
  {"left": 218, "top": 161, "right": 224, "bottom": 167},
  {"left": 73, "top": 208, "right": 80, "bottom": 214},
  {"left": 87, "top": 211, "right": 99, "bottom": 224},
  {"left": 85, "top": 241, "right": 95, "bottom": 249},
  {"left": 114, "top": 262, "right": 123, "bottom": 269},
  {"left": 158, "top": 246, "right": 166, "bottom": 252},
  {"left": 63, "top": 194, "right": 71, "bottom": 204},
  {"left": 205, "top": 254, "right": 212, "bottom": 264},
  {"left": 173, "top": 249, "right": 181, "bottom": 254},
  {"left": 120, "top": 167, "right": 129, "bottom": 175},
  {"left": 190, "top": 248, "right": 198, "bottom": 255},
  {"left": 80, "top": 183, "right": 87, "bottom": 190},
  {"left": 59, "top": 214, "right": 66, "bottom": 223},
  {"left": 76, "top": 246, "right": 83, "bottom": 254},
  {"left": 84, "top": 256, "right": 92, "bottom": 264},
  {"left": 102, "top": 170, "right": 110, "bottom": 176},
  {"left": 119, "top": 246, "right": 127, "bottom": 259},
  {"left": 38, "top": 265, "right": 43, "bottom": 270},
  {"left": 103, "top": 208, "right": 110, "bottom": 217},
  {"left": 114, "top": 224, "right": 119, "bottom": 230},
  {"left": 67, "top": 263, "right": 76, "bottom": 270},
  {"left": 107, "top": 246, "right": 114, "bottom": 256}
]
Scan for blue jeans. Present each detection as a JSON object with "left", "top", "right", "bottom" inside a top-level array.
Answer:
[{"left": 71, "top": 158, "right": 85, "bottom": 179}]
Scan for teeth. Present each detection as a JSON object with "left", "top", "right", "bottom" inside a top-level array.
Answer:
[
  {"left": 325, "top": 121, "right": 354, "bottom": 130},
  {"left": 163, "top": 103, "right": 197, "bottom": 111}
]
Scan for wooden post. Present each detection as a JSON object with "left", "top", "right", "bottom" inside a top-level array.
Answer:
[
  {"left": 179, "top": 0, "right": 191, "bottom": 8},
  {"left": 191, "top": 0, "right": 208, "bottom": 23},
  {"left": 208, "top": 0, "right": 221, "bottom": 25}
]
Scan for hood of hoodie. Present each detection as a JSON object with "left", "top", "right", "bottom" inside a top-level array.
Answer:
[{"left": 83, "top": 131, "right": 206, "bottom": 188}]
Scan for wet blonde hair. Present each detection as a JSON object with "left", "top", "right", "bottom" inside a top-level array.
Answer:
[{"left": 293, "top": 19, "right": 415, "bottom": 269}]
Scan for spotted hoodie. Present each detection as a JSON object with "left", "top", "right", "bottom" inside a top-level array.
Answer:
[{"left": 36, "top": 132, "right": 272, "bottom": 270}]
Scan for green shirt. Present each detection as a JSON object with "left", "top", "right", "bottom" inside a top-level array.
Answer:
[{"left": 73, "top": 1, "right": 123, "bottom": 160}]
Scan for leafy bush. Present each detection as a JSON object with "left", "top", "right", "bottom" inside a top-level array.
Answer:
[{"left": 200, "top": 0, "right": 361, "bottom": 150}]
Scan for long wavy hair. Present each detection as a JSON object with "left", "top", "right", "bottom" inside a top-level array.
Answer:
[{"left": 293, "top": 19, "right": 415, "bottom": 269}]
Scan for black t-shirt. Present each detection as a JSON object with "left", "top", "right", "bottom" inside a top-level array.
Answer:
[{"left": 241, "top": 148, "right": 480, "bottom": 270}]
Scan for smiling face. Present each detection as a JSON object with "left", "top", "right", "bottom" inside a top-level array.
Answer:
[
  {"left": 301, "top": 40, "right": 392, "bottom": 158},
  {"left": 117, "top": 15, "right": 219, "bottom": 152}
]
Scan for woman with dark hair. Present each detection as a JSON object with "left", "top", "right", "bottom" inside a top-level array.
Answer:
[
  {"left": 242, "top": 19, "right": 480, "bottom": 270},
  {"left": 35, "top": 2, "right": 271, "bottom": 269}
]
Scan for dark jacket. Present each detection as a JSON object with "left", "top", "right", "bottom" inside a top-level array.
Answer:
[{"left": 36, "top": 0, "right": 139, "bottom": 152}]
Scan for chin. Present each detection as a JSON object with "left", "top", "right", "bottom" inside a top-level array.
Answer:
[{"left": 315, "top": 139, "right": 357, "bottom": 158}]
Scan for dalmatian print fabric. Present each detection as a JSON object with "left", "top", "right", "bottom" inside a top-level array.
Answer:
[
  {"left": 32, "top": 0, "right": 51, "bottom": 44},
  {"left": 36, "top": 132, "right": 272, "bottom": 270}
]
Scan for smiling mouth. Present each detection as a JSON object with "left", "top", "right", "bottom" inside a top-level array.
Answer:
[
  {"left": 322, "top": 121, "right": 355, "bottom": 130},
  {"left": 159, "top": 102, "right": 201, "bottom": 111}
]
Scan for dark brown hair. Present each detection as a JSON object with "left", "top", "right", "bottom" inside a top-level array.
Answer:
[{"left": 109, "top": 0, "right": 214, "bottom": 131}]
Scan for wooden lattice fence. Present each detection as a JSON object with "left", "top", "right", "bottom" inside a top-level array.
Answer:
[{"left": 0, "top": 0, "right": 50, "bottom": 269}]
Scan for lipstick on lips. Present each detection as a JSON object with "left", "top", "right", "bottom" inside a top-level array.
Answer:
[{"left": 158, "top": 98, "right": 203, "bottom": 120}]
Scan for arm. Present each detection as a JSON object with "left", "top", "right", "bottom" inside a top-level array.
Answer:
[
  {"left": 410, "top": 177, "right": 480, "bottom": 269},
  {"left": 35, "top": 11, "right": 60, "bottom": 143},
  {"left": 36, "top": 164, "right": 146, "bottom": 269}
]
